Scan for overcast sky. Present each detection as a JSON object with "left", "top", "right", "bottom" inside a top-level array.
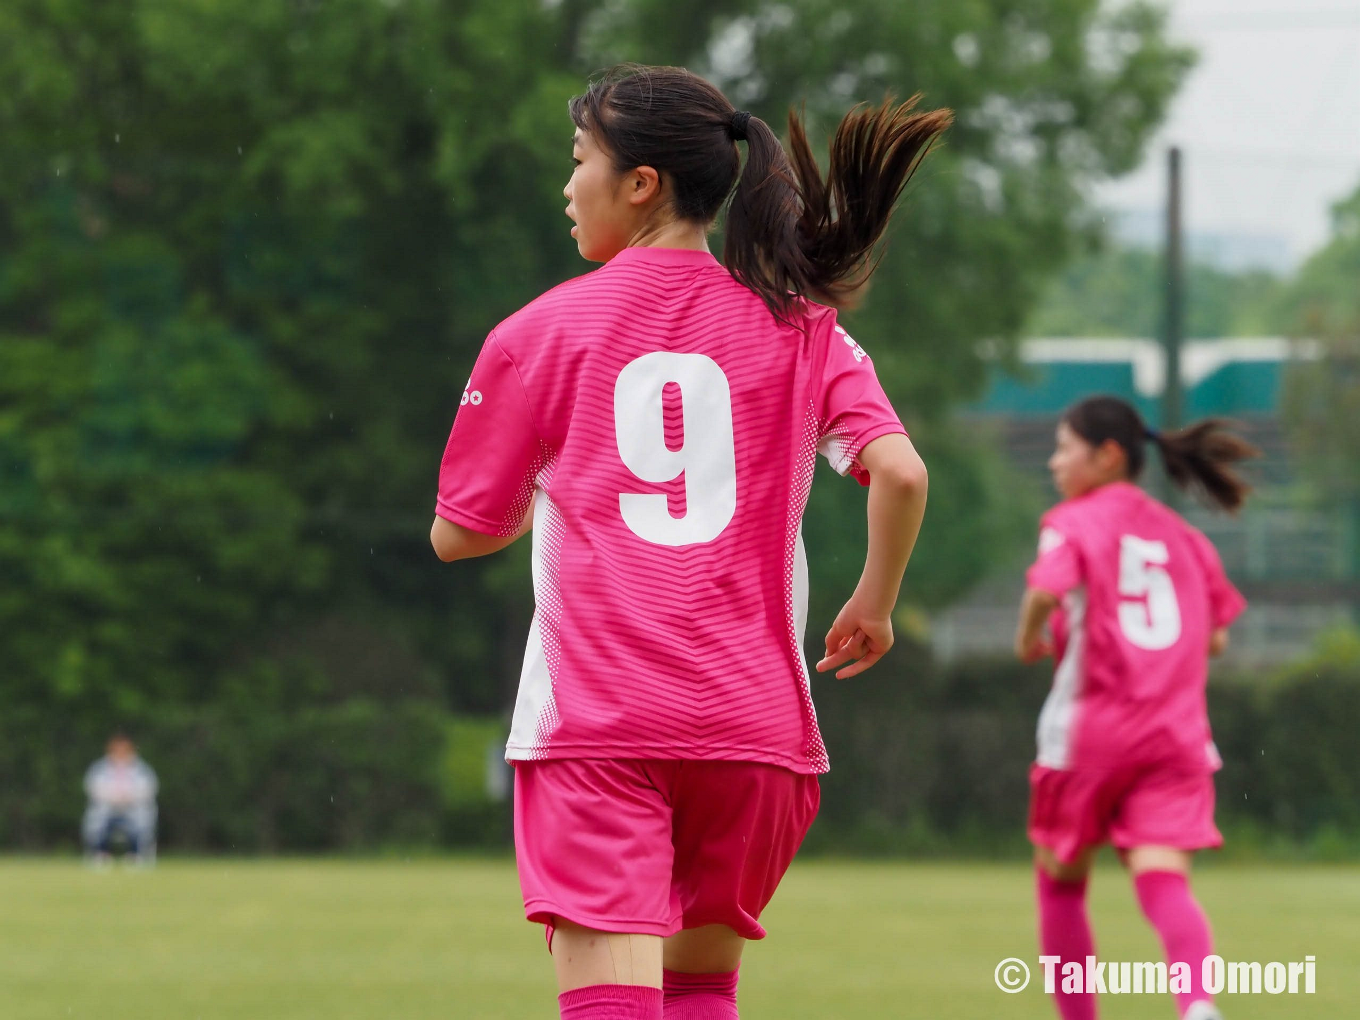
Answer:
[{"left": 1095, "top": 0, "right": 1360, "bottom": 268}]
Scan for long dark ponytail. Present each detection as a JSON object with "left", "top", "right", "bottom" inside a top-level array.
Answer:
[
  {"left": 568, "top": 64, "right": 952, "bottom": 319},
  {"left": 1063, "top": 395, "right": 1260, "bottom": 512}
]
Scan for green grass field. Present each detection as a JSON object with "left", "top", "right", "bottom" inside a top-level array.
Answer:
[{"left": 0, "top": 858, "right": 1355, "bottom": 1019}]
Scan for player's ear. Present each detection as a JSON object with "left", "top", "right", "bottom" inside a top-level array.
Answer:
[
  {"left": 1096, "top": 438, "right": 1127, "bottom": 475},
  {"left": 627, "top": 165, "right": 662, "bottom": 206}
]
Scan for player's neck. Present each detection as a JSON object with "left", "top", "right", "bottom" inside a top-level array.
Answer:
[
  {"left": 626, "top": 218, "right": 711, "bottom": 253},
  {"left": 1074, "top": 476, "right": 1135, "bottom": 500}
]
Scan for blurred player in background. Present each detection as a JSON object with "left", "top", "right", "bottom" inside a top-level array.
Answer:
[
  {"left": 1015, "top": 395, "right": 1258, "bottom": 1020},
  {"left": 82, "top": 732, "right": 158, "bottom": 867},
  {"left": 431, "top": 64, "right": 943, "bottom": 1020}
]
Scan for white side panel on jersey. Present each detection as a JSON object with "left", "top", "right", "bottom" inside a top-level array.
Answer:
[
  {"left": 1036, "top": 587, "right": 1087, "bottom": 769},
  {"left": 506, "top": 614, "right": 551, "bottom": 758},
  {"left": 505, "top": 489, "right": 559, "bottom": 759},
  {"left": 816, "top": 428, "right": 855, "bottom": 476},
  {"left": 794, "top": 526, "right": 810, "bottom": 670},
  {"left": 791, "top": 525, "right": 821, "bottom": 727}
]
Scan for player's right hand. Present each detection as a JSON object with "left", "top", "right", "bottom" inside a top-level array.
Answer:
[
  {"left": 816, "top": 602, "right": 894, "bottom": 679},
  {"left": 1014, "top": 631, "right": 1054, "bottom": 664}
]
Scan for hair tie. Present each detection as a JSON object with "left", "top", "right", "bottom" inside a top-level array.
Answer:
[{"left": 729, "top": 110, "right": 752, "bottom": 141}]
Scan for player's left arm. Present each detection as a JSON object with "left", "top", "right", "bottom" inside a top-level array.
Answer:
[
  {"left": 432, "top": 332, "right": 541, "bottom": 560},
  {"left": 1208, "top": 627, "right": 1230, "bottom": 657},
  {"left": 1015, "top": 588, "right": 1060, "bottom": 663},
  {"left": 430, "top": 513, "right": 530, "bottom": 562},
  {"left": 1016, "top": 519, "right": 1080, "bottom": 663}
]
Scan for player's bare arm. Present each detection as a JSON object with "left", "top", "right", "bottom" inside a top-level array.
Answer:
[
  {"left": 430, "top": 514, "right": 529, "bottom": 562},
  {"left": 1015, "top": 587, "right": 1059, "bottom": 663},
  {"left": 816, "top": 432, "right": 927, "bottom": 680}
]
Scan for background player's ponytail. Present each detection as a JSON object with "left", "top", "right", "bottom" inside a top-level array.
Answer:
[
  {"left": 1063, "top": 395, "right": 1260, "bottom": 513},
  {"left": 569, "top": 64, "right": 952, "bottom": 321}
]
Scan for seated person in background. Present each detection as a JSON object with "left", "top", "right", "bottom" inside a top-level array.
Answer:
[{"left": 82, "top": 733, "right": 158, "bottom": 865}]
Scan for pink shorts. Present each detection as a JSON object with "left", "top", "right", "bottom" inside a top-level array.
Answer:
[
  {"left": 1029, "top": 762, "right": 1222, "bottom": 865},
  {"left": 514, "top": 759, "right": 820, "bottom": 941}
]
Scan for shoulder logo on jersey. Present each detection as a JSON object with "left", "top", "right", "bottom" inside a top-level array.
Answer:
[
  {"left": 1038, "top": 526, "right": 1066, "bottom": 556},
  {"left": 460, "top": 379, "right": 483, "bottom": 407},
  {"left": 833, "top": 324, "right": 868, "bottom": 362}
]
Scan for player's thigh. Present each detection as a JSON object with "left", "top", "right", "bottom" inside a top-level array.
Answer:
[
  {"left": 515, "top": 760, "right": 681, "bottom": 944},
  {"left": 670, "top": 762, "right": 819, "bottom": 939},
  {"left": 1028, "top": 764, "right": 1121, "bottom": 874},
  {"left": 664, "top": 924, "right": 745, "bottom": 974},
  {"left": 552, "top": 918, "right": 663, "bottom": 992},
  {"left": 1111, "top": 767, "right": 1221, "bottom": 867}
]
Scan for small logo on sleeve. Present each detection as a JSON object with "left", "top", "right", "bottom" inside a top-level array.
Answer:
[
  {"left": 834, "top": 324, "right": 868, "bottom": 362},
  {"left": 1038, "top": 527, "right": 1066, "bottom": 555},
  {"left": 460, "top": 381, "right": 483, "bottom": 407}
]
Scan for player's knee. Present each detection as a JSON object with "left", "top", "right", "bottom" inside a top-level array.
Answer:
[
  {"left": 663, "top": 924, "right": 745, "bottom": 974},
  {"left": 1125, "top": 845, "right": 1192, "bottom": 876},
  {"left": 1035, "top": 845, "right": 1091, "bottom": 882},
  {"left": 1051, "top": 862, "right": 1089, "bottom": 883},
  {"left": 550, "top": 919, "right": 663, "bottom": 991}
]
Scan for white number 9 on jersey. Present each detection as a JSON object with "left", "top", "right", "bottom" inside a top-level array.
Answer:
[
  {"left": 614, "top": 352, "right": 737, "bottom": 547},
  {"left": 1118, "top": 534, "right": 1182, "bottom": 650}
]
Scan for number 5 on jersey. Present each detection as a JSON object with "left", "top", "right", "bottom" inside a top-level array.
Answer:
[
  {"left": 1118, "top": 535, "right": 1182, "bottom": 650},
  {"left": 614, "top": 352, "right": 736, "bottom": 547}
]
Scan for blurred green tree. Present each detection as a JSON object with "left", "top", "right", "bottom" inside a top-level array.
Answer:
[
  {"left": 1279, "top": 181, "right": 1360, "bottom": 541},
  {"left": 0, "top": 0, "right": 1191, "bottom": 721},
  {"left": 1025, "top": 244, "right": 1286, "bottom": 339}
]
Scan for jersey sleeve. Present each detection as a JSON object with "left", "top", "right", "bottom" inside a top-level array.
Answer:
[
  {"left": 1188, "top": 527, "right": 1247, "bottom": 629},
  {"left": 813, "top": 314, "right": 906, "bottom": 486},
  {"left": 1025, "top": 515, "right": 1083, "bottom": 599},
  {"left": 435, "top": 333, "right": 543, "bottom": 536}
]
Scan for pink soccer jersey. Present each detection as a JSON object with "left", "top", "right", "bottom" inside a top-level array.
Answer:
[
  {"left": 436, "top": 246, "right": 905, "bottom": 774},
  {"left": 1025, "top": 481, "right": 1247, "bottom": 773}
]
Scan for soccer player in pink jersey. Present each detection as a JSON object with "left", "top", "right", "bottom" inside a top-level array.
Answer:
[
  {"left": 1015, "top": 395, "right": 1259, "bottom": 1020},
  {"left": 430, "top": 65, "right": 944, "bottom": 1020}
]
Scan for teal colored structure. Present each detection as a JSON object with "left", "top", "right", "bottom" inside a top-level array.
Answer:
[
  {"left": 1186, "top": 361, "right": 1282, "bottom": 419},
  {"left": 970, "top": 339, "right": 1297, "bottom": 425},
  {"left": 979, "top": 362, "right": 1149, "bottom": 418}
]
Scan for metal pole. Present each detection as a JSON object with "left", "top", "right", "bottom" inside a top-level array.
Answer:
[{"left": 1161, "top": 146, "right": 1185, "bottom": 503}]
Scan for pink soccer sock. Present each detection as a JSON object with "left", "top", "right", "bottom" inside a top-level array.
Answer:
[
  {"left": 1134, "top": 870, "right": 1216, "bottom": 1018},
  {"left": 559, "top": 984, "right": 664, "bottom": 1020},
  {"left": 1037, "top": 869, "right": 1098, "bottom": 1020},
  {"left": 662, "top": 969, "right": 739, "bottom": 1019}
]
